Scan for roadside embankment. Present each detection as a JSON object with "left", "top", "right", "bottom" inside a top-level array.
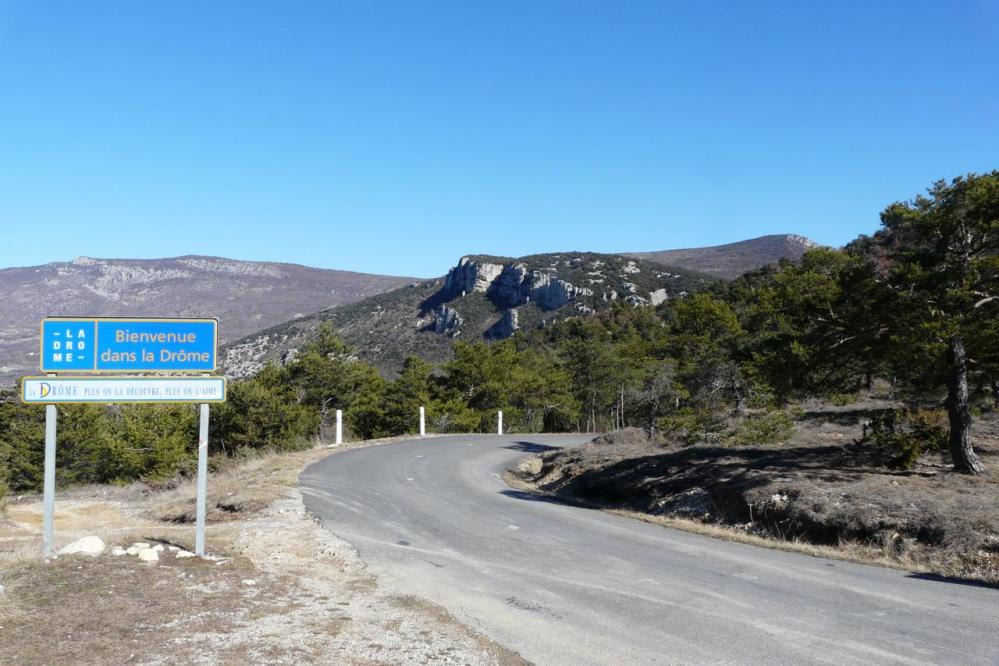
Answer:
[{"left": 508, "top": 414, "right": 999, "bottom": 584}]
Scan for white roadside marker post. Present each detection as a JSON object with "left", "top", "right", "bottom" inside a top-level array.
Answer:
[
  {"left": 336, "top": 409, "right": 343, "bottom": 446},
  {"left": 498, "top": 410, "right": 503, "bottom": 436},
  {"left": 42, "top": 404, "right": 57, "bottom": 558},
  {"left": 419, "top": 406, "right": 426, "bottom": 437},
  {"left": 195, "top": 403, "right": 210, "bottom": 556}
]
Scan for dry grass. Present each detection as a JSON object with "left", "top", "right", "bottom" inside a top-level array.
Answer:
[
  {"left": 0, "top": 499, "right": 198, "bottom": 570},
  {"left": 0, "top": 552, "right": 269, "bottom": 664},
  {"left": 146, "top": 448, "right": 333, "bottom": 524},
  {"left": 1, "top": 435, "right": 520, "bottom": 666},
  {"left": 608, "top": 509, "right": 949, "bottom": 576}
]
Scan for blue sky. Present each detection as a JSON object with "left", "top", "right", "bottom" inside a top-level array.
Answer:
[{"left": 1, "top": 1, "right": 996, "bottom": 278}]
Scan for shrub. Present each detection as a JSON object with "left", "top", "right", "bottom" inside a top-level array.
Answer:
[
  {"left": 212, "top": 376, "right": 321, "bottom": 453},
  {"left": 862, "top": 407, "right": 947, "bottom": 469},
  {"left": 431, "top": 400, "right": 481, "bottom": 434},
  {"left": 659, "top": 408, "right": 724, "bottom": 445},
  {"left": 830, "top": 392, "right": 858, "bottom": 406},
  {"left": 0, "top": 472, "right": 8, "bottom": 513},
  {"left": 729, "top": 411, "right": 794, "bottom": 446}
]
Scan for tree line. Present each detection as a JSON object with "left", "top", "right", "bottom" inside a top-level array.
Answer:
[{"left": 1, "top": 172, "right": 996, "bottom": 496}]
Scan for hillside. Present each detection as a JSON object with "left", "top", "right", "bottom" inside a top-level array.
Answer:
[
  {"left": 0, "top": 256, "right": 415, "bottom": 384},
  {"left": 626, "top": 234, "right": 818, "bottom": 279},
  {"left": 223, "top": 252, "right": 715, "bottom": 377}
]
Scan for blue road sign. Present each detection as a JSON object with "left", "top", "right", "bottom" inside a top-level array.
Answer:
[{"left": 40, "top": 317, "right": 218, "bottom": 373}]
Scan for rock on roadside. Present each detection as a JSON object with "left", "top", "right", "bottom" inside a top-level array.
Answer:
[
  {"left": 57, "top": 536, "right": 106, "bottom": 557},
  {"left": 137, "top": 548, "right": 159, "bottom": 563}
]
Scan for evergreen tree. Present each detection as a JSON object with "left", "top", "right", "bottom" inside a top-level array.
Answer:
[{"left": 875, "top": 172, "right": 999, "bottom": 473}]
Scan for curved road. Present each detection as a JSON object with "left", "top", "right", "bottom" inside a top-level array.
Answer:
[{"left": 301, "top": 435, "right": 998, "bottom": 665}]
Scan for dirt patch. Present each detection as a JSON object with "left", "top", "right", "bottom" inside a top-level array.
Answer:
[
  {"left": 510, "top": 412, "right": 999, "bottom": 584},
  {"left": 0, "top": 437, "right": 525, "bottom": 665}
]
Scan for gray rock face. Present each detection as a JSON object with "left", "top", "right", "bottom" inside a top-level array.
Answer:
[
  {"left": 525, "top": 272, "right": 594, "bottom": 310},
  {"left": 443, "top": 258, "right": 594, "bottom": 312},
  {"left": 650, "top": 288, "right": 669, "bottom": 306},
  {"left": 433, "top": 305, "right": 464, "bottom": 336},
  {"left": 490, "top": 263, "right": 531, "bottom": 307},
  {"left": 443, "top": 258, "right": 505, "bottom": 297},
  {"left": 625, "top": 295, "right": 649, "bottom": 307},
  {"left": 486, "top": 308, "right": 520, "bottom": 339}
]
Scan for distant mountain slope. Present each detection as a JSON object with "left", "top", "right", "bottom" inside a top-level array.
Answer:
[
  {"left": 0, "top": 256, "right": 415, "bottom": 384},
  {"left": 223, "top": 252, "right": 716, "bottom": 378},
  {"left": 625, "top": 234, "right": 818, "bottom": 279}
]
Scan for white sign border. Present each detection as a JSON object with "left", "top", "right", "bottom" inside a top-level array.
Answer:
[{"left": 21, "top": 375, "right": 227, "bottom": 405}]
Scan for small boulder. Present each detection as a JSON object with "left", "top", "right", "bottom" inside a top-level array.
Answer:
[
  {"left": 136, "top": 548, "right": 159, "bottom": 563},
  {"left": 125, "top": 546, "right": 141, "bottom": 556},
  {"left": 175, "top": 550, "right": 196, "bottom": 559},
  {"left": 132, "top": 542, "right": 150, "bottom": 550},
  {"left": 110, "top": 547, "right": 128, "bottom": 557},
  {"left": 57, "top": 536, "right": 106, "bottom": 557},
  {"left": 167, "top": 545, "right": 180, "bottom": 552},
  {"left": 152, "top": 544, "right": 165, "bottom": 552}
]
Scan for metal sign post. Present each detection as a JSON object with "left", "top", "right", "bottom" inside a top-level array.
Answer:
[
  {"left": 26, "top": 316, "right": 225, "bottom": 559},
  {"left": 195, "top": 403, "right": 210, "bottom": 556},
  {"left": 42, "top": 405, "right": 57, "bottom": 558}
]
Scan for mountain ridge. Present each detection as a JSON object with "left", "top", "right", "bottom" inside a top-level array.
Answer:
[
  {"left": 0, "top": 255, "right": 416, "bottom": 383},
  {"left": 625, "top": 234, "right": 819, "bottom": 279},
  {"left": 222, "top": 252, "right": 717, "bottom": 378},
  {"left": 0, "top": 234, "right": 819, "bottom": 384}
]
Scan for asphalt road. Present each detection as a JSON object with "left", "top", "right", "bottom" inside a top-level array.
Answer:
[{"left": 300, "top": 435, "right": 999, "bottom": 665}]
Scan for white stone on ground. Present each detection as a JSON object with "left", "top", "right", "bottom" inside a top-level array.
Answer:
[
  {"left": 110, "top": 547, "right": 127, "bottom": 557},
  {"left": 175, "top": 550, "right": 195, "bottom": 559},
  {"left": 57, "top": 536, "right": 106, "bottom": 557},
  {"left": 132, "top": 542, "right": 150, "bottom": 550},
  {"left": 242, "top": 579, "right": 256, "bottom": 586},
  {"left": 152, "top": 544, "right": 165, "bottom": 552},
  {"left": 137, "top": 548, "right": 159, "bottom": 562},
  {"left": 125, "top": 546, "right": 141, "bottom": 556}
]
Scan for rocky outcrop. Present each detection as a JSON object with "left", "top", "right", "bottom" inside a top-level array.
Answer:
[
  {"left": 650, "top": 288, "right": 669, "bottom": 306},
  {"left": 525, "top": 272, "right": 594, "bottom": 310},
  {"left": 489, "top": 263, "right": 531, "bottom": 307},
  {"left": 486, "top": 308, "right": 520, "bottom": 339},
  {"left": 625, "top": 295, "right": 649, "bottom": 307},
  {"left": 433, "top": 304, "right": 464, "bottom": 336},
  {"left": 443, "top": 258, "right": 594, "bottom": 312},
  {"left": 443, "top": 258, "right": 505, "bottom": 297}
]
